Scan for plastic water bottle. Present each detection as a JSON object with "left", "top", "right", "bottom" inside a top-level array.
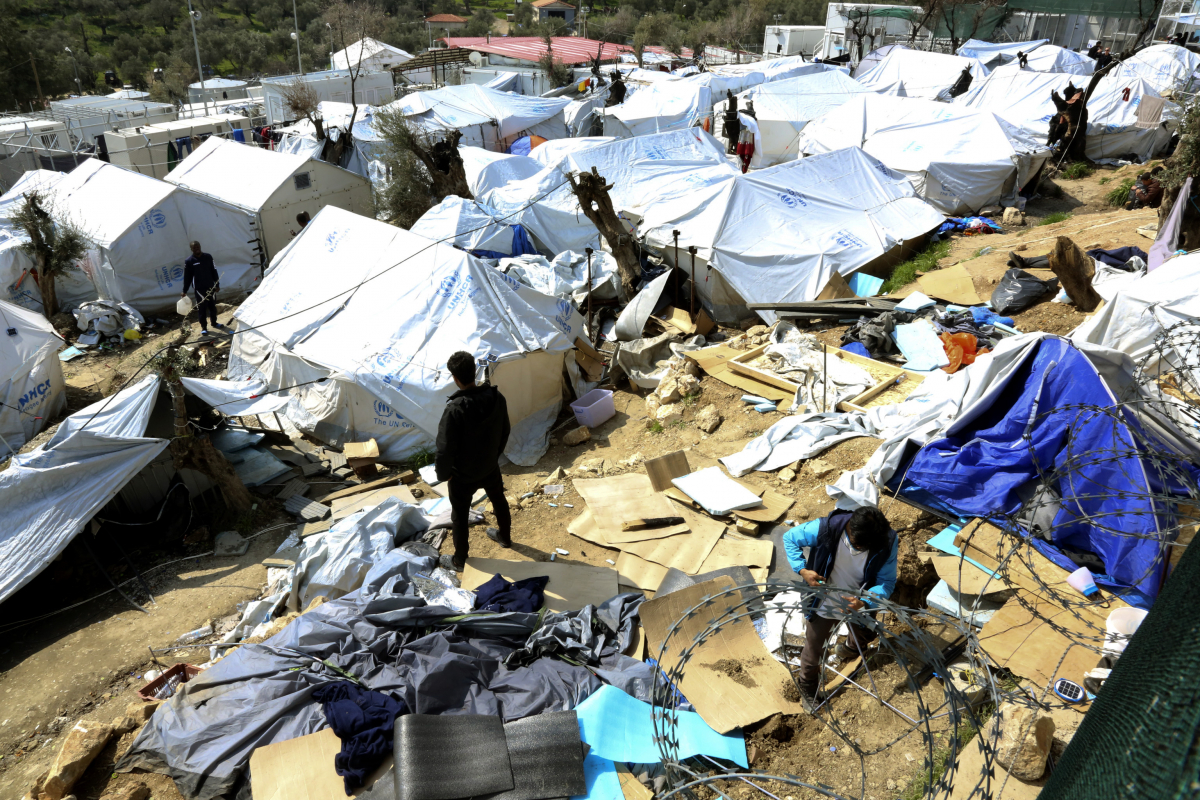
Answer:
[{"left": 176, "top": 295, "right": 194, "bottom": 316}]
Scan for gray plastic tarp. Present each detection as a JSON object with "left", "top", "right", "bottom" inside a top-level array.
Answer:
[{"left": 118, "top": 550, "right": 651, "bottom": 800}]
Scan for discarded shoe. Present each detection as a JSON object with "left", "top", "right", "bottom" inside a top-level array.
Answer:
[{"left": 486, "top": 527, "right": 512, "bottom": 548}]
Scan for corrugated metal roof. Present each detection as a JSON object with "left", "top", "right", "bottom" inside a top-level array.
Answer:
[{"left": 440, "top": 36, "right": 633, "bottom": 65}]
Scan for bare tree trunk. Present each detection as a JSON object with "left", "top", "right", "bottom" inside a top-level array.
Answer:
[
  {"left": 407, "top": 130, "right": 473, "bottom": 202},
  {"left": 1049, "top": 236, "right": 1102, "bottom": 312},
  {"left": 568, "top": 167, "right": 640, "bottom": 300},
  {"left": 39, "top": 264, "right": 57, "bottom": 317},
  {"left": 165, "top": 361, "right": 254, "bottom": 511}
]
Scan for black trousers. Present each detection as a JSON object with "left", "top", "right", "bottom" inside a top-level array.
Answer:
[
  {"left": 195, "top": 292, "right": 218, "bottom": 329},
  {"left": 448, "top": 469, "right": 511, "bottom": 562}
]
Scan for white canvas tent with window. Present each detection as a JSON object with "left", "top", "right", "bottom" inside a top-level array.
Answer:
[
  {"left": 227, "top": 206, "right": 587, "bottom": 465},
  {"left": 331, "top": 37, "right": 413, "bottom": 72},
  {"left": 0, "top": 298, "right": 65, "bottom": 456},
  {"left": 478, "top": 128, "right": 740, "bottom": 255},
  {"left": 795, "top": 94, "right": 1050, "bottom": 215},
  {"left": 166, "top": 137, "right": 375, "bottom": 262},
  {"left": 39, "top": 159, "right": 261, "bottom": 314},
  {"left": 712, "top": 70, "right": 875, "bottom": 169},
  {"left": 383, "top": 85, "right": 573, "bottom": 151},
  {"left": 854, "top": 47, "right": 989, "bottom": 99},
  {"left": 960, "top": 67, "right": 1178, "bottom": 163},
  {"left": 640, "top": 147, "right": 945, "bottom": 323}
]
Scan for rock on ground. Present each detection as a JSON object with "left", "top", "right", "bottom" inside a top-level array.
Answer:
[
  {"left": 996, "top": 702, "right": 1055, "bottom": 781},
  {"left": 807, "top": 459, "right": 837, "bottom": 479},
  {"left": 695, "top": 404, "right": 722, "bottom": 433},
  {"left": 32, "top": 720, "right": 114, "bottom": 800},
  {"left": 213, "top": 530, "right": 249, "bottom": 557},
  {"left": 563, "top": 427, "right": 591, "bottom": 446},
  {"left": 655, "top": 404, "right": 682, "bottom": 425},
  {"left": 779, "top": 467, "right": 796, "bottom": 482},
  {"left": 100, "top": 782, "right": 150, "bottom": 800},
  {"left": 1002, "top": 207, "right": 1026, "bottom": 227},
  {"left": 112, "top": 700, "right": 163, "bottom": 735}
]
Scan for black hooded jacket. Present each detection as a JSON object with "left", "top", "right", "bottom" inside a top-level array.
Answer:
[{"left": 435, "top": 384, "right": 510, "bottom": 483}]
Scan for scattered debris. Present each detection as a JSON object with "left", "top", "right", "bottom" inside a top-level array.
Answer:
[
  {"left": 213, "top": 530, "right": 250, "bottom": 557},
  {"left": 563, "top": 426, "right": 591, "bottom": 446}
]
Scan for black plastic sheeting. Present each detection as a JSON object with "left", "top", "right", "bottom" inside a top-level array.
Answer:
[
  {"left": 394, "top": 715, "right": 514, "bottom": 800},
  {"left": 485, "top": 711, "right": 586, "bottom": 800},
  {"left": 116, "top": 549, "right": 651, "bottom": 800}
]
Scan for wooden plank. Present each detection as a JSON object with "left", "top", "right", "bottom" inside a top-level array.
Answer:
[
  {"left": 317, "top": 474, "right": 401, "bottom": 504},
  {"left": 300, "top": 519, "right": 332, "bottom": 537},
  {"left": 727, "top": 343, "right": 801, "bottom": 393},
  {"left": 644, "top": 450, "right": 691, "bottom": 492},
  {"left": 686, "top": 345, "right": 791, "bottom": 402},
  {"left": 847, "top": 373, "right": 908, "bottom": 407},
  {"left": 461, "top": 558, "right": 619, "bottom": 613},
  {"left": 330, "top": 485, "right": 419, "bottom": 521}
]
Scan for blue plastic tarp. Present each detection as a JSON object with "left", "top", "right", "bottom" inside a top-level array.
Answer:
[{"left": 900, "top": 337, "right": 1172, "bottom": 607}]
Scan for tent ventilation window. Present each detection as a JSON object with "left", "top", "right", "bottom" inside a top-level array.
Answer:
[{"left": 293, "top": 172, "right": 312, "bottom": 191}]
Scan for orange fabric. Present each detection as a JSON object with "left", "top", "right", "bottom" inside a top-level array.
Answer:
[{"left": 939, "top": 332, "right": 989, "bottom": 374}]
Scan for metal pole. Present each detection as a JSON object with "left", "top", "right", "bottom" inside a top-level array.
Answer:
[
  {"left": 585, "top": 246, "right": 594, "bottom": 339},
  {"left": 688, "top": 245, "right": 697, "bottom": 317},
  {"left": 292, "top": 0, "right": 305, "bottom": 76},
  {"left": 823, "top": 342, "right": 828, "bottom": 412},
  {"left": 672, "top": 229, "right": 680, "bottom": 307},
  {"left": 186, "top": 0, "right": 211, "bottom": 118}
]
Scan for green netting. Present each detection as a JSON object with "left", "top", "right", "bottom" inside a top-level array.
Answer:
[
  {"left": 1040, "top": 538, "right": 1200, "bottom": 799},
  {"left": 846, "top": 5, "right": 1006, "bottom": 40},
  {"left": 1008, "top": 0, "right": 1159, "bottom": 19}
]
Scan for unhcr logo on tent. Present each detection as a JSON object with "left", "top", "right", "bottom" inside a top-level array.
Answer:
[
  {"left": 372, "top": 398, "right": 414, "bottom": 429},
  {"left": 554, "top": 298, "right": 574, "bottom": 334},
  {"left": 150, "top": 209, "right": 167, "bottom": 228},
  {"left": 17, "top": 379, "right": 51, "bottom": 411},
  {"left": 779, "top": 188, "right": 808, "bottom": 209}
]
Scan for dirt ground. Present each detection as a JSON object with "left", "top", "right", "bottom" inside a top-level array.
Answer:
[{"left": 0, "top": 163, "right": 1148, "bottom": 800}]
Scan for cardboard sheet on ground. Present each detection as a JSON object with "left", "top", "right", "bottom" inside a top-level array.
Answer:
[
  {"left": 644, "top": 450, "right": 691, "bottom": 492},
  {"left": 613, "top": 551, "right": 669, "bottom": 592},
  {"left": 946, "top": 731, "right": 1046, "bottom": 800},
  {"left": 573, "top": 474, "right": 689, "bottom": 543},
  {"left": 616, "top": 763, "right": 653, "bottom": 800},
  {"left": 574, "top": 684, "right": 747, "bottom": 766},
  {"left": 250, "top": 728, "right": 393, "bottom": 800},
  {"left": 462, "top": 558, "right": 619, "bottom": 612},
  {"left": 700, "top": 537, "right": 774, "bottom": 571},
  {"left": 687, "top": 346, "right": 791, "bottom": 402},
  {"left": 672, "top": 467, "right": 763, "bottom": 516},
  {"left": 978, "top": 593, "right": 1103, "bottom": 687},
  {"left": 641, "top": 577, "right": 805, "bottom": 732},
  {"left": 569, "top": 505, "right": 724, "bottom": 575},
  {"left": 917, "top": 263, "right": 982, "bottom": 306},
  {"left": 927, "top": 524, "right": 996, "bottom": 577},
  {"left": 731, "top": 488, "right": 794, "bottom": 523},
  {"left": 932, "top": 554, "right": 1001, "bottom": 595}
]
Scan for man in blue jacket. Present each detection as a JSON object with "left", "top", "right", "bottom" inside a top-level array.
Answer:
[{"left": 782, "top": 506, "right": 898, "bottom": 702}]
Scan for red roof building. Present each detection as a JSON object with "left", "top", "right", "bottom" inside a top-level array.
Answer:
[
  {"left": 425, "top": 13, "right": 467, "bottom": 23},
  {"left": 439, "top": 36, "right": 633, "bottom": 65}
]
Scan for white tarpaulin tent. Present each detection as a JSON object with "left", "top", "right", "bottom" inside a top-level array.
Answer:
[
  {"left": 0, "top": 298, "right": 65, "bottom": 455},
  {"left": 331, "top": 37, "right": 413, "bottom": 72},
  {"left": 0, "top": 169, "right": 96, "bottom": 313},
  {"left": 459, "top": 146, "right": 543, "bottom": 197},
  {"left": 384, "top": 85, "right": 572, "bottom": 151},
  {"left": 712, "top": 70, "right": 875, "bottom": 168},
  {"left": 640, "top": 147, "right": 945, "bottom": 323},
  {"left": 1071, "top": 252, "right": 1200, "bottom": 368},
  {"left": 527, "top": 137, "right": 615, "bottom": 167},
  {"left": 855, "top": 47, "right": 989, "bottom": 99},
  {"left": 956, "top": 38, "right": 1050, "bottom": 68},
  {"left": 165, "top": 137, "right": 375, "bottom": 262},
  {"left": 479, "top": 128, "right": 740, "bottom": 255},
  {"left": 0, "top": 375, "right": 167, "bottom": 603},
  {"left": 961, "top": 67, "right": 1178, "bottom": 163},
  {"left": 853, "top": 44, "right": 907, "bottom": 80},
  {"left": 795, "top": 94, "right": 1051, "bottom": 215},
  {"left": 409, "top": 196, "right": 527, "bottom": 257},
  {"left": 1020, "top": 45, "right": 1096, "bottom": 76},
  {"left": 603, "top": 58, "right": 836, "bottom": 138},
  {"left": 1113, "top": 44, "right": 1200, "bottom": 94},
  {"left": 42, "top": 159, "right": 261, "bottom": 314},
  {"left": 227, "top": 206, "right": 586, "bottom": 464}
]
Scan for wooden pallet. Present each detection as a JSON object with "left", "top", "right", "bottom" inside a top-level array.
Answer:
[{"left": 727, "top": 343, "right": 924, "bottom": 413}]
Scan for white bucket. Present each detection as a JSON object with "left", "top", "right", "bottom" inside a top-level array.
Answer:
[
  {"left": 1102, "top": 607, "right": 1149, "bottom": 657},
  {"left": 176, "top": 294, "right": 194, "bottom": 316}
]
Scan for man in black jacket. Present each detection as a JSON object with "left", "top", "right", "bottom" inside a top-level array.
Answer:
[
  {"left": 181, "top": 240, "right": 223, "bottom": 335},
  {"left": 436, "top": 351, "right": 513, "bottom": 570}
]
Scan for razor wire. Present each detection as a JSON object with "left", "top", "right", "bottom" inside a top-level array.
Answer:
[{"left": 644, "top": 327, "right": 1200, "bottom": 799}]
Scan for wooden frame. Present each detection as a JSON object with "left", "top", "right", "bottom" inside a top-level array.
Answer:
[{"left": 726, "top": 343, "right": 925, "bottom": 413}]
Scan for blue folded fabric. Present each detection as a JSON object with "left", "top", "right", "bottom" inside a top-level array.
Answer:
[
  {"left": 473, "top": 573, "right": 549, "bottom": 613},
  {"left": 312, "top": 681, "right": 408, "bottom": 794}
]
